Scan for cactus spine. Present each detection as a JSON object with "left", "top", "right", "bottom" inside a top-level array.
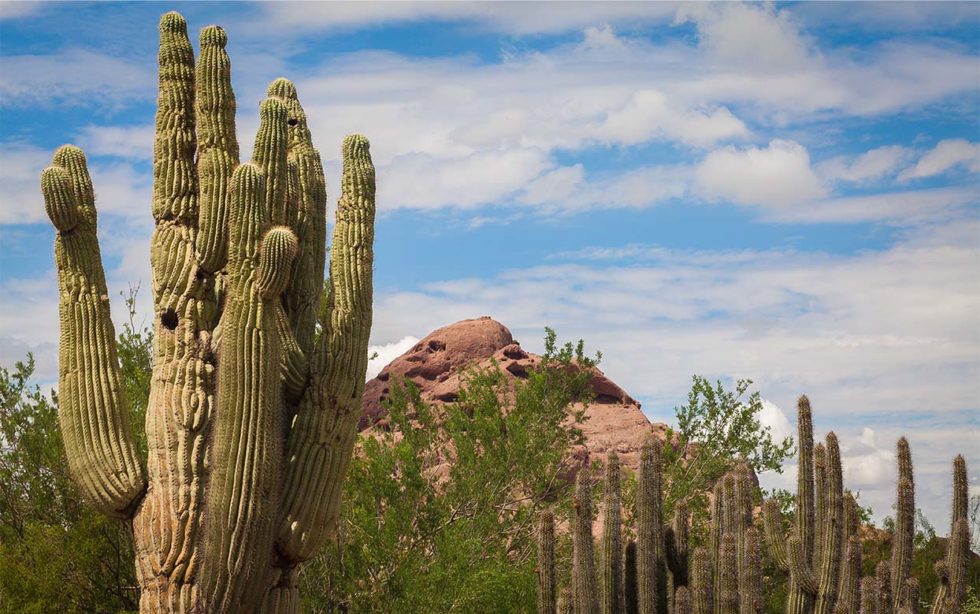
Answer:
[
  {"left": 41, "top": 12, "right": 375, "bottom": 614},
  {"left": 892, "top": 437, "right": 916, "bottom": 607},
  {"left": 602, "top": 453, "right": 625, "bottom": 613},
  {"left": 539, "top": 510, "right": 557, "bottom": 614},
  {"left": 835, "top": 493, "right": 862, "bottom": 614},
  {"left": 691, "top": 546, "right": 713, "bottom": 614},
  {"left": 666, "top": 499, "right": 690, "bottom": 611}
]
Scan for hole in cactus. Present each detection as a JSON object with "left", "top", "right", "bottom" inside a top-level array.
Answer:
[
  {"left": 161, "top": 309, "right": 178, "bottom": 331},
  {"left": 288, "top": 118, "right": 298, "bottom": 126}
]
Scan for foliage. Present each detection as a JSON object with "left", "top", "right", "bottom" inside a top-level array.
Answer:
[
  {"left": 663, "top": 376, "right": 794, "bottom": 544},
  {"left": 0, "top": 292, "right": 152, "bottom": 614},
  {"left": 300, "top": 329, "right": 598, "bottom": 612}
]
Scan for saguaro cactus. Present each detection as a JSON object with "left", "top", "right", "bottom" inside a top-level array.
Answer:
[{"left": 40, "top": 12, "right": 375, "bottom": 614}]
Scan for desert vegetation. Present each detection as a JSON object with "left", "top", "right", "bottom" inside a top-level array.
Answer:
[{"left": 1, "top": 9, "right": 976, "bottom": 614}]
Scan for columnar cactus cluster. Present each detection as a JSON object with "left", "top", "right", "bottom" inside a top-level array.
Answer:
[
  {"left": 688, "top": 463, "right": 762, "bottom": 614},
  {"left": 537, "top": 439, "right": 697, "bottom": 614},
  {"left": 761, "top": 398, "right": 971, "bottom": 614},
  {"left": 537, "top": 396, "right": 971, "bottom": 614},
  {"left": 41, "top": 12, "right": 375, "bottom": 614}
]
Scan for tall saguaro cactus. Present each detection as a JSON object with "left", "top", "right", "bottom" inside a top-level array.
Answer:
[{"left": 40, "top": 12, "right": 375, "bottom": 614}]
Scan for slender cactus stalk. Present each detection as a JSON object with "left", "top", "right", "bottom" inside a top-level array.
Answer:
[
  {"left": 638, "top": 438, "right": 665, "bottom": 614},
  {"left": 602, "top": 453, "right": 625, "bottom": 614},
  {"left": 41, "top": 12, "right": 375, "bottom": 613},
  {"left": 859, "top": 577, "right": 877, "bottom": 614},
  {"left": 929, "top": 456, "right": 970, "bottom": 614},
  {"left": 892, "top": 438, "right": 915, "bottom": 606},
  {"left": 573, "top": 468, "right": 600, "bottom": 614},
  {"left": 538, "top": 510, "right": 557, "bottom": 614},
  {"left": 738, "top": 528, "right": 763, "bottom": 614},
  {"left": 626, "top": 540, "right": 639, "bottom": 614},
  {"left": 691, "top": 546, "right": 713, "bottom": 614}
]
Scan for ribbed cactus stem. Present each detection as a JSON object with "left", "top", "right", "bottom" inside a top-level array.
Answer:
[
  {"left": 876, "top": 561, "right": 892, "bottom": 613},
  {"left": 625, "top": 540, "right": 639, "bottom": 614},
  {"left": 761, "top": 499, "right": 788, "bottom": 571},
  {"left": 675, "top": 587, "right": 693, "bottom": 614},
  {"left": 718, "top": 533, "right": 738, "bottom": 614},
  {"left": 899, "top": 578, "right": 920, "bottom": 614},
  {"left": 790, "top": 395, "right": 816, "bottom": 614},
  {"left": 573, "top": 468, "right": 600, "bottom": 614},
  {"left": 859, "top": 577, "right": 877, "bottom": 614},
  {"left": 691, "top": 546, "right": 713, "bottom": 614},
  {"left": 813, "top": 442, "right": 827, "bottom": 567},
  {"left": 42, "top": 11, "right": 376, "bottom": 613},
  {"left": 738, "top": 528, "right": 762, "bottom": 614},
  {"left": 814, "top": 433, "right": 843, "bottom": 614},
  {"left": 891, "top": 438, "right": 915, "bottom": 604},
  {"left": 709, "top": 478, "right": 725, "bottom": 611},
  {"left": 929, "top": 456, "right": 970, "bottom": 614},
  {"left": 667, "top": 499, "right": 690, "bottom": 594},
  {"left": 602, "top": 453, "right": 624, "bottom": 614},
  {"left": 638, "top": 437, "right": 664, "bottom": 614},
  {"left": 836, "top": 536, "right": 862, "bottom": 614},
  {"left": 538, "top": 511, "right": 557, "bottom": 614},
  {"left": 40, "top": 147, "right": 147, "bottom": 519},
  {"left": 558, "top": 587, "right": 574, "bottom": 614}
]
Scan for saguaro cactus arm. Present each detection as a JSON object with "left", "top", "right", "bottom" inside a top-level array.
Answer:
[
  {"left": 275, "top": 133, "right": 376, "bottom": 563},
  {"left": 40, "top": 148, "right": 147, "bottom": 518}
]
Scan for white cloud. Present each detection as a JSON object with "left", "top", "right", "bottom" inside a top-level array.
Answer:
[
  {"left": 758, "top": 399, "right": 794, "bottom": 443},
  {"left": 695, "top": 139, "right": 827, "bottom": 208},
  {"left": 0, "top": 48, "right": 153, "bottom": 108},
  {"left": 899, "top": 139, "right": 980, "bottom": 181},
  {"left": 0, "top": 1, "right": 43, "bottom": 21},
  {"left": 76, "top": 124, "right": 155, "bottom": 160},
  {"left": 763, "top": 186, "right": 977, "bottom": 225},
  {"left": 366, "top": 336, "right": 420, "bottom": 381},
  {"left": 817, "top": 145, "right": 913, "bottom": 184}
]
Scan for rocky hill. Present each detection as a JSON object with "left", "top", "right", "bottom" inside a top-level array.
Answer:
[{"left": 360, "top": 316, "right": 669, "bottom": 472}]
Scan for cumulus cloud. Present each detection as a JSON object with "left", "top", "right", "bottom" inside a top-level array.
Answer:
[
  {"left": 758, "top": 399, "right": 795, "bottom": 444},
  {"left": 899, "top": 139, "right": 980, "bottom": 181},
  {"left": 695, "top": 139, "right": 827, "bottom": 208},
  {"left": 366, "top": 336, "right": 421, "bottom": 381},
  {"left": 817, "top": 145, "right": 913, "bottom": 184}
]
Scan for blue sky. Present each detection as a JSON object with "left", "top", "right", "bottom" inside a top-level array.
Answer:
[{"left": 1, "top": 1, "right": 978, "bottom": 527}]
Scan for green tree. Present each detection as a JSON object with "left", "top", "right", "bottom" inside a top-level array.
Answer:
[
  {"left": 663, "top": 376, "right": 794, "bottom": 541},
  {"left": 300, "top": 329, "right": 598, "bottom": 612},
  {"left": 0, "top": 289, "right": 152, "bottom": 613}
]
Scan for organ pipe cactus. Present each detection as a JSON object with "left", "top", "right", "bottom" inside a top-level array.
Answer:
[
  {"left": 691, "top": 546, "right": 713, "bottom": 614},
  {"left": 762, "top": 397, "right": 847, "bottom": 614},
  {"left": 929, "top": 456, "right": 970, "bottom": 614},
  {"left": 603, "top": 452, "right": 625, "bottom": 614},
  {"left": 574, "top": 467, "right": 601, "bottom": 614},
  {"left": 893, "top": 437, "right": 916, "bottom": 607},
  {"left": 638, "top": 437, "right": 667, "bottom": 613},
  {"left": 40, "top": 12, "right": 375, "bottom": 614},
  {"left": 539, "top": 510, "right": 557, "bottom": 614}
]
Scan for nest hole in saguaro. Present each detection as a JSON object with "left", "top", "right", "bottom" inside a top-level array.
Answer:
[{"left": 160, "top": 309, "right": 178, "bottom": 331}]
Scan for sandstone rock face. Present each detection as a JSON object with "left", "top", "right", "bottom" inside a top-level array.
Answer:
[{"left": 361, "top": 316, "right": 669, "bottom": 472}]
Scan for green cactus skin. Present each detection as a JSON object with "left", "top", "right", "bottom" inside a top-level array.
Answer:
[
  {"left": 602, "top": 453, "right": 625, "bottom": 614},
  {"left": 573, "top": 467, "right": 601, "bottom": 614},
  {"left": 40, "top": 12, "right": 375, "bottom": 614},
  {"left": 638, "top": 437, "right": 665, "bottom": 614},
  {"left": 835, "top": 535, "right": 862, "bottom": 614},
  {"left": 892, "top": 437, "right": 915, "bottom": 607},
  {"left": 738, "top": 528, "right": 763, "bottom": 614},
  {"left": 929, "top": 456, "right": 970, "bottom": 614},
  {"left": 538, "top": 511, "right": 557, "bottom": 614},
  {"left": 859, "top": 577, "right": 877, "bottom": 614},
  {"left": 691, "top": 546, "right": 713, "bottom": 614}
]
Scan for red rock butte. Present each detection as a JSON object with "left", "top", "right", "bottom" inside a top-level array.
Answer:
[{"left": 361, "top": 316, "right": 670, "bottom": 472}]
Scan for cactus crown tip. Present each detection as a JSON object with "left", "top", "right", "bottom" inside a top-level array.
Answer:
[
  {"left": 160, "top": 11, "right": 187, "bottom": 33},
  {"left": 200, "top": 25, "right": 227, "bottom": 47},
  {"left": 53, "top": 144, "right": 85, "bottom": 165},
  {"left": 344, "top": 133, "right": 371, "bottom": 150},
  {"left": 268, "top": 78, "right": 298, "bottom": 99}
]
